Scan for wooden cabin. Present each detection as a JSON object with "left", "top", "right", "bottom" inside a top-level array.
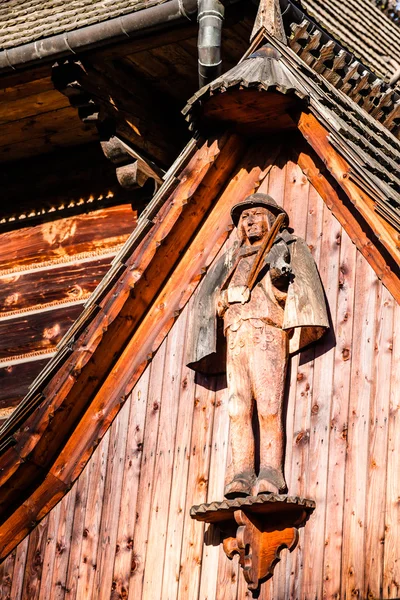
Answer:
[{"left": 0, "top": 0, "right": 399, "bottom": 598}]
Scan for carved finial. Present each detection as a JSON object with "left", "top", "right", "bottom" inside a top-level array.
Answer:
[{"left": 251, "top": 0, "right": 287, "bottom": 44}]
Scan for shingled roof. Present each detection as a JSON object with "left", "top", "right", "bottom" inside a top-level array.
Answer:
[
  {"left": 292, "top": 0, "right": 400, "bottom": 80},
  {"left": 0, "top": 0, "right": 169, "bottom": 50}
]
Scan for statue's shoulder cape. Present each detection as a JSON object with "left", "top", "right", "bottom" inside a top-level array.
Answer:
[{"left": 186, "top": 235, "right": 329, "bottom": 374}]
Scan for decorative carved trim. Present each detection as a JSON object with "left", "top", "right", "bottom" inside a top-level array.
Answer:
[
  {"left": 289, "top": 20, "right": 400, "bottom": 138},
  {"left": 191, "top": 494, "right": 315, "bottom": 594}
]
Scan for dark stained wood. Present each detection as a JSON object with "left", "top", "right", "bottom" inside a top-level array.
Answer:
[
  {"left": 0, "top": 89, "right": 69, "bottom": 126},
  {"left": 0, "top": 205, "right": 135, "bottom": 275},
  {"left": 202, "top": 89, "right": 297, "bottom": 134},
  {"left": 0, "top": 304, "right": 83, "bottom": 361},
  {"left": 0, "top": 258, "right": 110, "bottom": 317},
  {"left": 0, "top": 142, "right": 131, "bottom": 227},
  {"left": 52, "top": 56, "right": 185, "bottom": 168},
  {"left": 0, "top": 359, "right": 50, "bottom": 411},
  {"left": 0, "top": 106, "right": 95, "bottom": 156}
]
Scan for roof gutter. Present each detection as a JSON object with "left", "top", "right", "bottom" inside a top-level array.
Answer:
[{"left": 0, "top": 0, "right": 198, "bottom": 72}]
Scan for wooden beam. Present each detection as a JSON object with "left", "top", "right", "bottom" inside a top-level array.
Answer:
[
  {"left": 293, "top": 138, "right": 400, "bottom": 304},
  {"left": 298, "top": 111, "right": 400, "bottom": 268}
]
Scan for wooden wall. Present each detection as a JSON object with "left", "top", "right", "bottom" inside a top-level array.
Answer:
[
  {"left": 1, "top": 156, "right": 398, "bottom": 600},
  {"left": 0, "top": 205, "right": 136, "bottom": 423}
]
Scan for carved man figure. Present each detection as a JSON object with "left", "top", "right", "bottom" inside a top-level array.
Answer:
[{"left": 187, "top": 194, "right": 328, "bottom": 498}]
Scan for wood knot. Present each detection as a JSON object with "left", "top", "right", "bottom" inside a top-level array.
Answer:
[
  {"left": 311, "top": 404, "right": 319, "bottom": 415},
  {"left": 297, "top": 372, "right": 304, "bottom": 382},
  {"left": 342, "top": 348, "right": 350, "bottom": 361},
  {"left": 131, "top": 552, "right": 140, "bottom": 574},
  {"left": 295, "top": 430, "right": 309, "bottom": 445}
]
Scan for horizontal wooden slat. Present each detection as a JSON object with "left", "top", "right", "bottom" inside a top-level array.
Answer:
[
  {"left": 0, "top": 106, "right": 88, "bottom": 149},
  {"left": 0, "top": 205, "right": 136, "bottom": 275},
  {"left": 0, "top": 89, "right": 70, "bottom": 126},
  {"left": 0, "top": 358, "right": 51, "bottom": 411},
  {"left": 0, "top": 304, "right": 83, "bottom": 361},
  {"left": 0, "top": 257, "right": 111, "bottom": 318}
]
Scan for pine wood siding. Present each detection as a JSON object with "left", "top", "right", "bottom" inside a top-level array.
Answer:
[{"left": 2, "top": 155, "right": 398, "bottom": 599}]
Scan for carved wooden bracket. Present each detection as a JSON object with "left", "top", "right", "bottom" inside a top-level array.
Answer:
[
  {"left": 51, "top": 58, "right": 173, "bottom": 203},
  {"left": 191, "top": 494, "right": 315, "bottom": 595}
]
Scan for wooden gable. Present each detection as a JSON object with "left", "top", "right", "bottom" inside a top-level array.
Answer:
[{"left": 1, "top": 146, "right": 398, "bottom": 599}]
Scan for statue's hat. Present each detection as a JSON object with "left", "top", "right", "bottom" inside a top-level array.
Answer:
[{"left": 231, "top": 193, "right": 289, "bottom": 227}]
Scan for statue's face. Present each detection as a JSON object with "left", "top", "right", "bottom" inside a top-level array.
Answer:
[{"left": 239, "top": 206, "right": 271, "bottom": 245}]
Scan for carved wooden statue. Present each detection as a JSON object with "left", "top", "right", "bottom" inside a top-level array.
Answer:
[{"left": 187, "top": 193, "right": 328, "bottom": 499}]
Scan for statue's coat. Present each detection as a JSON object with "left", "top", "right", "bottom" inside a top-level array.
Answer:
[{"left": 186, "top": 231, "right": 328, "bottom": 374}]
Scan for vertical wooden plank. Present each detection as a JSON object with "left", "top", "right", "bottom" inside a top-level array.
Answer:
[
  {"left": 111, "top": 368, "right": 150, "bottom": 599},
  {"left": 93, "top": 400, "right": 131, "bottom": 600},
  {"left": 177, "top": 375, "right": 216, "bottom": 600},
  {"left": 216, "top": 429, "right": 239, "bottom": 600},
  {"left": 50, "top": 485, "right": 78, "bottom": 600},
  {"left": 272, "top": 158, "right": 310, "bottom": 598},
  {"left": 287, "top": 182, "right": 324, "bottom": 599},
  {"left": 323, "top": 228, "right": 357, "bottom": 599},
  {"left": 38, "top": 501, "right": 62, "bottom": 599},
  {"left": 236, "top": 567, "right": 251, "bottom": 600},
  {"left": 216, "top": 548, "right": 239, "bottom": 600},
  {"left": 198, "top": 376, "right": 230, "bottom": 600},
  {"left": 62, "top": 462, "right": 91, "bottom": 599},
  {"left": 341, "top": 256, "right": 378, "bottom": 600},
  {"left": 21, "top": 516, "right": 49, "bottom": 600},
  {"left": 10, "top": 537, "right": 29, "bottom": 600},
  {"left": 365, "top": 284, "right": 394, "bottom": 599},
  {"left": 0, "top": 548, "right": 16, "bottom": 600},
  {"left": 301, "top": 201, "right": 341, "bottom": 598},
  {"left": 264, "top": 154, "right": 287, "bottom": 206},
  {"left": 128, "top": 342, "right": 167, "bottom": 599},
  {"left": 74, "top": 428, "right": 110, "bottom": 599},
  {"left": 142, "top": 310, "right": 189, "bottom": 600},
  {"left": 383, "top": 301, "right": 400, "bottom": 599},
  {"left": 161, "top": 309, "right": 197, "bottom": 600}
]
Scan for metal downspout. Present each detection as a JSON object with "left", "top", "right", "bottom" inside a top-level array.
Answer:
[{"left": 197, "top": 0, "right": 225, "bottom": 88}]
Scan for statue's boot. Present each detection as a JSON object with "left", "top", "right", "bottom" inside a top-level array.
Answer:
[
  {"left": 252, "top": 466, "right": 287, "bottom": 496},
  {"left": 224, "top": 470, "right": 256, "bottom": 499}
]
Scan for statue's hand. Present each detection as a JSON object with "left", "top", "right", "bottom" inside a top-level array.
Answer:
[
  {"left": 217, "top": 290, "right": 229, "bottom": 317},
  {"left": 240, "top": 287, "right": 250, "bottom": 304}
]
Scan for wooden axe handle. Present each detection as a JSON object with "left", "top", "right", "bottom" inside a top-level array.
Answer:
[{"left": 246, "top": 212, "right": 286, "bottom": 291}]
